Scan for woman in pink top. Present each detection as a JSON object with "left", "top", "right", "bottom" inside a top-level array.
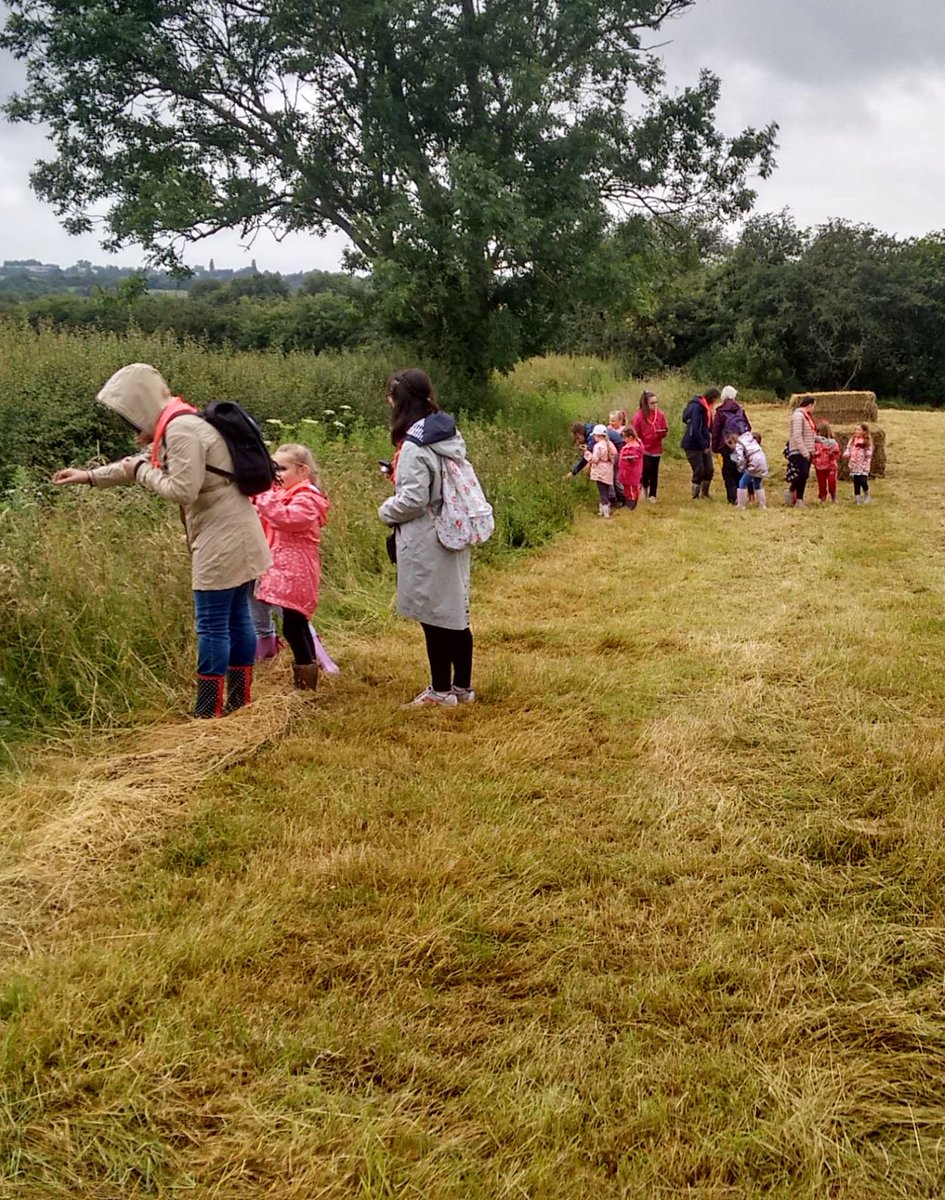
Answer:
[
  {"left": 631, "top": 390, "right": 669, "bottom": 502},
  {"left": 254, "top": 443, "right": 331, "bottom": 689}
]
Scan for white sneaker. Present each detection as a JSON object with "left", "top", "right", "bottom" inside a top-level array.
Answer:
[
  {"left": 648, "top": 496, "right": 657, "bottom": 504},
  {"left": 451, "top": 686, "right": 476, "bottom": 704},
  {"left": 404, "top": 687, "right": 458, "bottom": 708}
]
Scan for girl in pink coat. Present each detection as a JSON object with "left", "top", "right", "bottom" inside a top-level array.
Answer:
[
  {"left": 254, "top": 443, "right": 330, "bottom": 689},
  {"left": 587, "top": 424, "right": 618, "bottom": 518}
]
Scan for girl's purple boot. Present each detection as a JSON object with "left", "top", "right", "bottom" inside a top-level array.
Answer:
[{"left": 255, "top": 633, "right": 281, "bottom": 662}]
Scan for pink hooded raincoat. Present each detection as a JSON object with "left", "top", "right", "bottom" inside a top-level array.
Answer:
[{"left": 254, "top": 481, "right": 330, "bottom": 616}]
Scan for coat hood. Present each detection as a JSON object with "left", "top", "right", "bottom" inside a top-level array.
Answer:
[
  {"left": 404, "top": 411, "right": 466, "bottom": 462},
  {"left": 96, "top": 363, "right": 172, "bottom": 437}
]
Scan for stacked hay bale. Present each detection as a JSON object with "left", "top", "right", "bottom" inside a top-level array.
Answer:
[
  {"left": 789, "top": 391, "right": 879, "bottom": 422},
  {"left": 788, "top": 391, "right": 886, "bottom": 478}
]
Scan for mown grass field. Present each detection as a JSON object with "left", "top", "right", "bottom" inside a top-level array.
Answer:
[{"left": 1, "top": 407, "right": 945, "bottom": 1198}]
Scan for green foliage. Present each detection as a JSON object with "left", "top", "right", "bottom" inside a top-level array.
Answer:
[
  {"left": 1, "top": 0, "right": 776, "bottom": 380},
  {"left": 2, "top": 277, "right": 375, "bottom": 356},
  {"left": 641, "top": 214, "right": 945, "bottom": 403}
]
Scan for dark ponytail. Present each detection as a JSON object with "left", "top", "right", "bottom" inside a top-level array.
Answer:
[{"left": 388, "top": 368, "right": 440, "bottom": 446}]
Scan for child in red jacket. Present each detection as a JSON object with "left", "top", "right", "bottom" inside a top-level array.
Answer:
[
  {"left": 617, "top": 426, "right": 645, "bottom": 509},
  {"left": 812, "top": 421, "right": 841, "bottom": 503}
]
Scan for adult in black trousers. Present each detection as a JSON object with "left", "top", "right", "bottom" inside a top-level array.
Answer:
[
  {"left": 681, "top": 387, "right": 720, "bottom": 499},
  {"left": 711, "top": 385, "right": 753, "bottom": 505}
]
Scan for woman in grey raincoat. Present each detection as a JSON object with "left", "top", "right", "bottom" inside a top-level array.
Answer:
[{"left": 378, "top": 369, "right": 474, "bottom": 708}]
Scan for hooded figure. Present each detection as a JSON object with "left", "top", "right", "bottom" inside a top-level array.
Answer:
[
  {"left": 57, "top": 363, "right": 271, "bottom": 718},
  {"left": 711, "top": 384, "right": 752, "bottom": 503},
  {"left": 379, "top": 369, "right": 475, "bottom": 708},
  {"left": 380, "top": 410, "right": 471, "bottom": 632}
]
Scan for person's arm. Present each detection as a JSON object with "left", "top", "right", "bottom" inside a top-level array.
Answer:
[
  {"left": 710, "top": 412, "right": 724, "bottom": 452},
  {"left": 255, "top": 487, "right": 326, "bottom": 531},
  {"left": 566, "top": 453, "right": 588, "bottom": 478},
  {"left": 53, "top": 456, "right": 146, "bottom": 488},
  {"left": 134, "top": 420, "right": 207, "bottom": 505},
  {"left": 378, "top": 444, "right": 434, "bottom": 526}
]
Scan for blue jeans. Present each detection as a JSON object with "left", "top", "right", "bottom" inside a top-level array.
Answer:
[
  {"left": 738, "top": 471, "right": 763, "bottom": 489},
  {"left": 193, "top": 583, "right": 257, "bottom": 677}
]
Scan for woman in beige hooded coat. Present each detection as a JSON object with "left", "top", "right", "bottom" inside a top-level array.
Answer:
[{"left": 53, "top": 363, "right": 271, "bottom": 717}]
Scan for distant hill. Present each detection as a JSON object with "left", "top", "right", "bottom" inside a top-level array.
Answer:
[{"left": 0, "top": 259, "right": 351, "bottom": 298}]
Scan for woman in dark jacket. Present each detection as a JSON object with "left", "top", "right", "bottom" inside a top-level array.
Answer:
[
  {"left": 681, "top": 387, "right": 720, "bottom": 499},
  {"left": 711, "top": 385, "right": 752, "bottom": 504}
]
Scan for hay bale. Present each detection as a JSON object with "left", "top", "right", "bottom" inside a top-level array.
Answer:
[
  {"left": 789, "top": 391, "right": 879, "bottom": 422},
  {"left": 833, "top": 426, "right": 886, "bottom": 479}
]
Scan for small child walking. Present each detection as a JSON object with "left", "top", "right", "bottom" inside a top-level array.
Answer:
[
  {"left": 843, "top": 424, "right": 873, "bottom": 504},
  {"left": 812, "top": 421, "right": 841, "bottom": 503},
  {"left": 253, "top": 443, "right": 331, "bottom": 689},
  {"left": 726, "top": 430, "right": 768, "bottom": 508},
  {"left": 588, "top": 424, "right": 618, "bottom": 517},
  {"left": 617, "top": 426, "right": 644, "bottom": 509}
]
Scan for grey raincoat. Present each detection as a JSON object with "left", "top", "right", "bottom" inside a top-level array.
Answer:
[
  {"left": 378, "top": 413, "right": 471, "bottom": 631},
  {"left": 87, "top": 363, "right": 271, "bottom": 591}
]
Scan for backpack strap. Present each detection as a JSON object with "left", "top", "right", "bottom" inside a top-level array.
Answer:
[
  {"left": 158, "top": 406, "right": 230, "bottom": 488},
  {"left": 151, "top": 398, "right": 198, "bottom": 467}
]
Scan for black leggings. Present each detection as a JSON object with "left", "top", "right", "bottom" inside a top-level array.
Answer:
[
  {"left": 421, "top": 623, "right": 473, "bottom": 693},
  {"left": 853, "top": 474, "right": 870, "bottom": 495},
  {"left": 641, "top": 455, "right": 661, "bottom": 497},
  {"left": 789, "top": 454, "right": 812, "bottom": 501},
  {"left": 281, "top": 607, "right": 315, "bottom": 665}
]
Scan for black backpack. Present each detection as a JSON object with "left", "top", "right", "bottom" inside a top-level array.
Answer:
[{"left": 166, "top": 401, "right": 279, "bottom": 495}]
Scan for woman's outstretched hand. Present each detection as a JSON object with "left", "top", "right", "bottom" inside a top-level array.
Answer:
[{"left": 52, "top": 468, "right": 89, "bottom": 486}]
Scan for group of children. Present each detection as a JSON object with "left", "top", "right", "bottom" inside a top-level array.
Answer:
[
  {"left": 565, "top": 408, "right": 657, "bottom": 518},
  {"left": 568, "top": 402, "right": 876, "bottom": 516}
]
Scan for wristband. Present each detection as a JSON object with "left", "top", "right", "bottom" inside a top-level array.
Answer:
[
  {"left": 86, "top": 471, "right": 93, "bottom": 486},
  {"left": 133, "top": 460, "right": 145, "bottom": 479}
]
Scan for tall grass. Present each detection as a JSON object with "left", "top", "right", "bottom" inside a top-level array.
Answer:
[{"left": 1, "top": 327, "right": 645, "bottom": 743}]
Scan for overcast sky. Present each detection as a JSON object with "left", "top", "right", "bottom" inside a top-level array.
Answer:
[{"left": 0, "top": 0, "right": 942, "bottom": 273}]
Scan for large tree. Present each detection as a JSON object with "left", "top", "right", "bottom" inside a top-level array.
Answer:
[{"left": 2, "top": 0, "right": 777, "bottom": 379}]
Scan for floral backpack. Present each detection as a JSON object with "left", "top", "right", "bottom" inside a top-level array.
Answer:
[{"left": 434, "top": 457, "right": 495, "bottom": 550}]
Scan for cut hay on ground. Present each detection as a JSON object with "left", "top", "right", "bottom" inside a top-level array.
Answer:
[
  {"left": 0, "top": 689, "right": 301, "bottom": 959},
  {"left": 835, "top": 426, "right": 887, "bottom": 478},
  {"left": 789, "top": 390, "right": 879, "bottom": 422}
]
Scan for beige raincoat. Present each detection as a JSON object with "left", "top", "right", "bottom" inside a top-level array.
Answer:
[{"left": 88, "top": 364, "right": 271, "bottom": 591}]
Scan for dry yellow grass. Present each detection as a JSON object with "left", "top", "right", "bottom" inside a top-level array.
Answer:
[{"left": 1, "top": 407, "right": 945, "bottom": 1197}]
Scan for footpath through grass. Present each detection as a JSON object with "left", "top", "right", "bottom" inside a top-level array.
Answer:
[{"left": 2, "top": 409, "right": 945, "bottom": 1197}]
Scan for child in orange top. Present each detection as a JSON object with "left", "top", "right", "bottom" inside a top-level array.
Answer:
[{"left": 812, "top": 421, "right": 841, "bottom": 503}]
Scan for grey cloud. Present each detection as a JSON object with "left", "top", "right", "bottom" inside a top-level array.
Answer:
[{"left": 659, "top": 0, "right": 945, "bottom": 87}]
